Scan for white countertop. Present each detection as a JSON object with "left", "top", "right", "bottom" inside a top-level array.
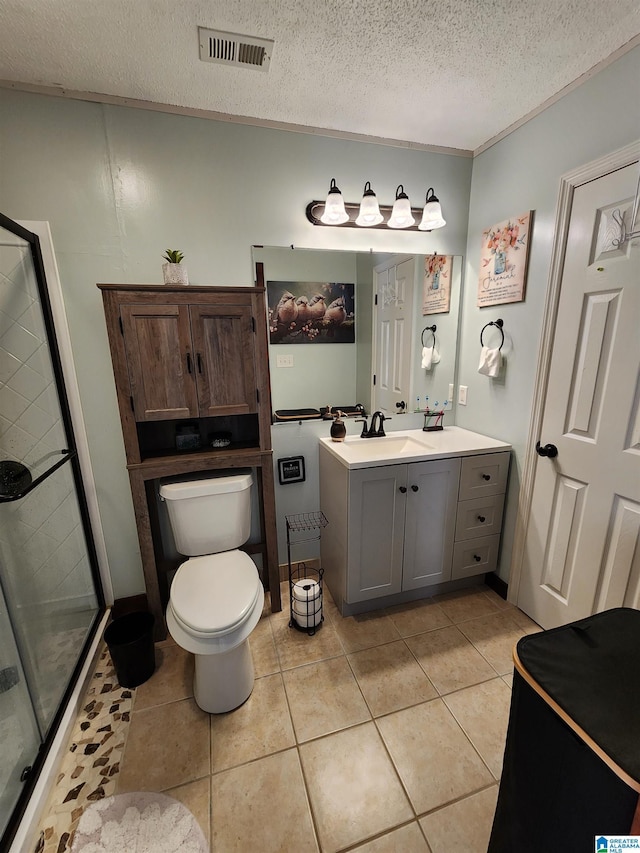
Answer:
[{"left": 319, "top": 426, "right": 511, "bottom": 469}]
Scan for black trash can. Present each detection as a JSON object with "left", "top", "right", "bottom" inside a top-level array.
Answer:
[{"left": 104, "top": 611, "right": 155, "bottom": 688}]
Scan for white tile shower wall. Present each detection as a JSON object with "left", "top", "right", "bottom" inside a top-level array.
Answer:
[{"left": 0, "top": 238, "right": 86, "bottom": 605}]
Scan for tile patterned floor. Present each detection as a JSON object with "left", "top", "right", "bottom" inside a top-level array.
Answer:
[{"left": 33, "top": 584, "right": 541, "bottom": 853}]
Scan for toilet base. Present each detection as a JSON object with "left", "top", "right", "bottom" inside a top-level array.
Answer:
[{"left": 193, "top": 639, "right": 255, "bottom": 714}]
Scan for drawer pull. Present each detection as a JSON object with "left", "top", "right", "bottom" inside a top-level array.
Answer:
[
  {"left": 399, "top": 486, "right": 407, "bottom": 493},
  {"left": 482, "top": 473, "right": 491, "bottom": 481},
  {"left": 477, "top": 515, "right": 486, "bottom": 523},
  {"left": 473, "top": 554, "right": 482, "bottom": 562},
  {"left": 411, "top": 484, "right": 419, "bottom": 492}
]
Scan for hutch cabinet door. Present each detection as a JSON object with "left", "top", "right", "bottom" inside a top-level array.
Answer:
[
  {"left": 347, "top": 464, "right": 406, "bottom": 603},
  {"left": 189, "top": 304, "right": 257, "bottom": 417},
  {"left": 121, "top": 304, "right": 198, "bottom": 421},
  {"left": 402, "top": 457, "right": 460, "bottom": 589}
]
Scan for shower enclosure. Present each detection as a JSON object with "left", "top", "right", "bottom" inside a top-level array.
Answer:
[{"left": 0, "top": 214, "right": 104, "bottom": 847}]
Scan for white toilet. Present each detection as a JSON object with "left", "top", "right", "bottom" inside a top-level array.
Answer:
[{"left": 159, "top": 470, "right": 264, "bottom": 714}]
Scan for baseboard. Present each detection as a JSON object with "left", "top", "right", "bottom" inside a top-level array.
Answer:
[
  {"left": 484, "top": 572, "right": 508, "bottom": 600},
  {"left": 112, "top": 593, "right": 149, "bottom": 619}
]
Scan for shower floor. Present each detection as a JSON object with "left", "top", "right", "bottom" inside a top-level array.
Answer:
[{"left": 32, "top": 643, "right": 133, "bottom": 853}]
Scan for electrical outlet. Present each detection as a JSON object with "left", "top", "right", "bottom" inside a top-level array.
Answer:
[
  {"left": 276, "top": 354, "right": 294, "bottom": 368},
  {"left": 458, "top": 385, "right": 468, "bottom": 405}
]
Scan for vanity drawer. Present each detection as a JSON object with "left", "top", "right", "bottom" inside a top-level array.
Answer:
[
  {"left": 455, "top": 493, "right": 505, "bottom": 541},
  {"left": 451, "top": 534, "right": 500, "bottom": 579},
  {"left": 458, "top": 452, "right": 509, "bottom": 501}
]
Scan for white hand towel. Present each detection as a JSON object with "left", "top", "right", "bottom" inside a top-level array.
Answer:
[
  {"left": 478, "top": 345, "right": 502, "bottom": 377},
  {"left": 421, "top": 346, "right": 440, "bottom": 369}
]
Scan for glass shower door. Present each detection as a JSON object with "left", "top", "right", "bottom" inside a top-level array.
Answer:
[
  {"left": 0, "top": 582, "right": 40, "bottom": 838},
  {"left": 0, "top": 215, "right": 103, "bottom": 843}
]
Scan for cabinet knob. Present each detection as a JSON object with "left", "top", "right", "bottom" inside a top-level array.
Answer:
[
  {"left": 399, "top": 486, "right": 407, "bottom": 493},
  {"left": 473, "top": 554, "right": 482, "bottom": 562},
  {"left": 477, "top": 515, "right": 486, "bottom": 523},
  {"left": 411, "top": 484, "right": 419, "bottom": 492},
  {"left": 482, "top": 473, "right": 491, "bottom": 481}
]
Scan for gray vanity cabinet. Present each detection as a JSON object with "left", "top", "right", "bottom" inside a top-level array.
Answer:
[
  {"left": 320, "top": 445, "right": 510, "bottom": 614},
  {"left": 320, "top": 453, "right": 461, "bottom": 608}
]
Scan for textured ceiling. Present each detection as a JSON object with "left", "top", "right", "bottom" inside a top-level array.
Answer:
[{"left": 1, "top": 0, "right": 639, "bottom": 152}]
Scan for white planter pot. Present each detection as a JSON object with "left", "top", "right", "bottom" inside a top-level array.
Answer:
[{"left": 162, "top": 263, "right": 188, "bottom": 285}]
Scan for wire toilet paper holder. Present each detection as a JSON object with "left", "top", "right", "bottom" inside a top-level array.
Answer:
[{"left": 285, "top": 512, "right": 328, "bottom": 635}]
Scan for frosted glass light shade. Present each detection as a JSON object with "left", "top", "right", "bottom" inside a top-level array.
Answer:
[
  {"left": 418, "top": 187, "right": 446, "bottom": 231},
  {"left": 356, "top": 181, "right": 383, "bottom": 227},
  {"left": 388, "top": 185, "right": 415, "bottom": 228},
  {"left": 320, "top": 178, "right": 349, "bottom": 224}
]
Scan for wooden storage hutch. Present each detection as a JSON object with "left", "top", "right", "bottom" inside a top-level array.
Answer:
[{"left": 98, "top": 283, "right": 280, "bottom": 638}]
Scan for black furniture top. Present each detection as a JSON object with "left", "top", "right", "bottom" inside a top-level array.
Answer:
[{"left": 515, "top": 607, "right": 640, "bottom": 789}]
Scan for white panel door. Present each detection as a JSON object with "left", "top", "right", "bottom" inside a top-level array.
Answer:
[
  {"left": 372, "top": 257, "right": 414, "bottom": 415},
  {"left": 518, "top": 163, "right": 640, "bottom": 628}
]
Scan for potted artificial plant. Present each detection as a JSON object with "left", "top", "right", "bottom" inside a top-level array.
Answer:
[{"left": 162, "top": 249, "right": 188, "bottom": 285}]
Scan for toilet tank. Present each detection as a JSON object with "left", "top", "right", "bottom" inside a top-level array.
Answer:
[{"left": 160, "top": 471, "right": 253, "bottom": 556}]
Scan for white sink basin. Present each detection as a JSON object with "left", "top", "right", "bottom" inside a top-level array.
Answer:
[
  {"left": 340, "top": 435, "right": 431, "bottom": 460},
  {"left": 319, "top": 427, "right": 513, "bottom": 470}
]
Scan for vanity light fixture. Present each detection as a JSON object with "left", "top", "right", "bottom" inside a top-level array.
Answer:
[
  {"left": 418, "top": 187, "right": 446, "bottom": 231},
  {"left": 388, "top": 185, "right": 416, "bottom": 229},
  {"left": 319, "top": 178, "right": 349, "bottom": 225},
  {"left": 306, "top": 180, "right": 446, "bottom": 231},
  {"left": 355, "top": 182, "right": 384, "bottom": 227}
]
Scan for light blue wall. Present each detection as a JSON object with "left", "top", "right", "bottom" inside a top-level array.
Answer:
[
  {"left": 1, "top": 46, "right": 637, "bottom": 596},
  {"left": 0, "top": 90, "right": 472, "bottom": 597},
  {"left": 457, "top": 46, "right": 640, "bottom": 580}
]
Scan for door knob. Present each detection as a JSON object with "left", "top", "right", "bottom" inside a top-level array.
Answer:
[
  {"left": 536, "top": 441, "right": 558, "bottom": 458},
  {"left": 399, "top": 486, "right": 407, "bottom": 493},
  {"left": 411, "top": 484, "right": 419, "bottom": 492}
]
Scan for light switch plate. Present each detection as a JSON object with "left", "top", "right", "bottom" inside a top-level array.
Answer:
[
  {"left": 449, "top": 383, "right": 454, "bottom": 402},
  {"left": 276, "top": 354, "right": 294, "bottom": 368},
  {"left": 458, "top": 385, "right": 468, "bottom": 405}
]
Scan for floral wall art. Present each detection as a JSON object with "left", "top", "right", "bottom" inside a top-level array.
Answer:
[
  {"left": 267, "top": 280, "right": 355, "bottom": 344},
  {"left": 422, "top": 253, "right": 452, "bottom": 315},
  {"left": 477, "top": 212, "right": 533, "bottom": 307}
]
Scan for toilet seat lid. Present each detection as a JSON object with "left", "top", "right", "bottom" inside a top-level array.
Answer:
[{"left": 170, "top": 551, "right": 261, "bottom": 637}]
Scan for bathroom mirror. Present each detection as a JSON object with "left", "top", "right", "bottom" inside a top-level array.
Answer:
[{"left": 252, "top": 246, "right": 463, "bottom": 419}]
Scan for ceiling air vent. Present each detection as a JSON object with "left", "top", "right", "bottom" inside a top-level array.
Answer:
[{"left": 198, "top": 28, "right": 273, "bottom": 71}]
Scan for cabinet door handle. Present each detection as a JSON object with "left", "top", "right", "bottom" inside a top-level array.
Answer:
[
  {"left": 399, "top": 486, "right": 407, "bottom": 493},
  {"left": 473, "top": 554, "right": 482, "bottom": 562},
  {"left": 186, "top": 352, "right": 193, "bottom": 374},
  {"left": 477, "top": 515, "right": 486, "bottom": 523},
  {"left": 482, "top": 473, "right": 491, "bottom": 481},
  {"left": 196, "top": 353, "right": 203, "bottom": 374},
  {"left": 411, "top": 484, "right": 419, "bottom": 492}
]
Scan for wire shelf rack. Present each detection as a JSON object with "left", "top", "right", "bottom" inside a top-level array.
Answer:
[{"left": 285, "top": 511, "right": 328, "bottom": 534}]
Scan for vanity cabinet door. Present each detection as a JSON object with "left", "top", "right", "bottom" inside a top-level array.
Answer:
[
  {"left": 121, "top": 304, "right": 198, "bottom": 421},
  {"left": 347, "top": 464, "right": 406, "bottom": 603},
  {"left": 402, "top": 457, "right": 461, "bottom": 589},
  {"left": 189, "top": 303, "right": 258, "bottom": 417}
]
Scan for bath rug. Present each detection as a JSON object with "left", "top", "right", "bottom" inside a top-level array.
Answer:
[{"left": 70, "top": 791, "right": 208, "bottom": 853}]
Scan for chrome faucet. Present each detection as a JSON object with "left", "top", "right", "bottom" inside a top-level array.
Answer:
[{"left": 360, "top": 411, "right": 390, "bottom": 438}]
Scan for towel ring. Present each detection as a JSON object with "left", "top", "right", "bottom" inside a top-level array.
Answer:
[
  {"left": 421, "top": 325, "right": 437, "bottom": 346},
  {"left": 480, "top": 319, "right": 504, "bottom": 350}
]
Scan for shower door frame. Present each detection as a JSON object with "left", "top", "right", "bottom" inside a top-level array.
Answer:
[{"left": 0, "top": 212, "right": 107, "bottom": 851}]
